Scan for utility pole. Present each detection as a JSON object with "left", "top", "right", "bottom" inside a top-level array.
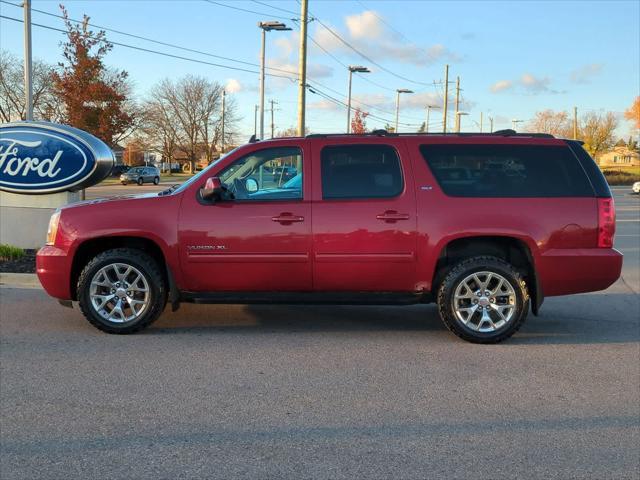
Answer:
[
  {"left": 269, "top": 99, "right": 277, "bottom": 138},
  {"left": 489, "top": 116, "right": 494, "bottom": 133},
  {"left": 23, "top": 0, "right": 33, "bottom": 120},
  {"left": 442, "top": 64, "right": 449, "bottom": 133},
  {"left": 573, "top": 106, "right": 578, "bottom": 140},
  {"left": 253, "top": 105, "right": 258, "bottom": 137},
  {"left": 480, "top": 112, "right": 483, "bottom": 133},
  {"left": 296, "top": 0, "right": 309, "bottom": 136},
  {"left": 454, "top": 76, "right": 461, "bottom": 133},
  {"left": 221, "top": 90, "right": 226, "bottom": 153}
]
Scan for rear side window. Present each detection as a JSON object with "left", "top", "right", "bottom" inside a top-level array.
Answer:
[
  {"left": 420, "top": 144, "right": 594, "bottom": 197},
  {"left": 321, "top": 144, "right": 403, "bottom": 199}
]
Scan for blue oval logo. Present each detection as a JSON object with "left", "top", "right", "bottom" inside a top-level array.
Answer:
[{"left": 0, "top": 122, "right": 114, "bottom": 194}]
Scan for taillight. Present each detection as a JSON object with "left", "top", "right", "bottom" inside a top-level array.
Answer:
[{"left": 597, "top": 198, "right": 615, "bottom": 248}]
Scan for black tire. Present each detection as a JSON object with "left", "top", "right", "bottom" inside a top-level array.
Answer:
[
  {"left": 77, "top": 248, "right": 167, "bottom": 334},
  {"left": 153, "top": 176, "right": 160, "bottom": 185},
  {"left": 437, "top": 256, "right": 529, "bottom": 344},
  {"left": 121, "top": 182, "right": 127, "bottom": 185},
  {"left": 137, "top": 177, "right": 143, "bottom": 186}
]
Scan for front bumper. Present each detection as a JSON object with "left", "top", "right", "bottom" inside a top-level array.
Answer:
[
  {"left": 538, "top": 248, "right": 623, "bottom": 297},
  {"left": 36, "top": 245, "right": 73, "bottom": 299}
]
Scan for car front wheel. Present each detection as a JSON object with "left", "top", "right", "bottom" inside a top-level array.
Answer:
[
  {"left": 137, "top": 177, "right": 143, "bottom": 186},
  {"left": 77, "top": 248, "right": 167, "bottom": 334},
  {"left": 437, "top": 256, "right": 529, "bottom": 344}
]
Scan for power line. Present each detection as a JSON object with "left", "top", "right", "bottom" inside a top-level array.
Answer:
[
  {"left": 203, "top": 0, "right": 295, "bottom": 21},
  {"left": 250, "top": 0, "right": 299, "bottom": 16},
  {"left": 0, "top": 0, "right": 299, "bottom": 77},
  {"left": 0, "top": 14, "right": 298, "bottom": 81}
]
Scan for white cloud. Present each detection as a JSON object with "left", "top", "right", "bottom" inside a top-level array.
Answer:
[
  {"left": 520, "top": 73, "right": 552, "bottom": 93},
  {"left": 309, "top": 11, "right": 458, "bottom": 67},
  {"left": 308, "top": 99, "right": 341, "bottom": 112},
  {"left": 345, "top": 11, "right": 384, "bottom": 40},
  {"left": 490, "top": 80, "right": 513, "bottom": 93},
  {"left": 225, "top": 78, "right": 243, "bottom": 94},
  {"left": 570, "top": 63, "right": 603, "bottom": 84}
]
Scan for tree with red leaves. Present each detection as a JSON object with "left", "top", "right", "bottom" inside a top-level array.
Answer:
[
  {"left": 53, "top": 5, "right": 135, "bottom": 147},
  {"left": 351, "top": 109, "right": 369, "bottom": 134}
]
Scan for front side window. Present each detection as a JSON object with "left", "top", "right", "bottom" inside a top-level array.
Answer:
[
  {"left": 420, "top": 144, "right": 594, "bottom": 197},
  {"left": 217, "top": 147, "right": 303, "bottom": 201},
  {"left": 321, "top": 144, "right": 403, "bottom": 199}
]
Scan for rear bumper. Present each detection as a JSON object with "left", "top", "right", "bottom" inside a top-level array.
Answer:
[
  {"left": 538, "top": 248, "right": 623, "bottom": 296},
  {"left": 36, "top": 246, "right": 73, "bottom": 300}
]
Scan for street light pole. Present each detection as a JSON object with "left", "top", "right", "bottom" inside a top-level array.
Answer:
[
  {"left": 346, "top": 65, "right": 370, "bottom": 133},
  {"left": 258, "top": 21, "right": 290, "bottom": 140},
  {"left": 254, "top": 105, "right": 258, "bottom": 137},
  {"left": 221, "top": 90, "right": 226, "bottom": 153},
  {"left": 455, "top": 112, "right": 468, "bottom": 133},
  {"left": 395, "top": 88, "right": 413, "bottom": 133},
  {"left": 23, "top": 0, "right": 33, "bottom": 120},
  {"left": 512, "top": 119, "right": 524, "bottom": 131},
  {"left": 425, "top": 105, "right": 438, "bottom": 134}
]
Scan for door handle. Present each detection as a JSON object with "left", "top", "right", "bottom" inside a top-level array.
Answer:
[
  {"left": 376, "top": 210, "right": 410, "bottom": 222},
  {"left": 272, "top": 213, "right": 304, "bottom": 224}
]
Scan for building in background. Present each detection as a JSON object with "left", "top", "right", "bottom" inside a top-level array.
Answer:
[{"left": 599, "top": 146, "right": 640, "bottom": 167}]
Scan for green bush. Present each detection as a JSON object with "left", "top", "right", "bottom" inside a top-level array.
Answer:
[{"left": 0, "top": 244, "right": 25, "bottom": 261}]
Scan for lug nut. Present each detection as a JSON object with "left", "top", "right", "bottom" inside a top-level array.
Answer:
[
  {"left": 127, "top": 291, "right": 132, "bottom": 296},
  {"left": 473, "top": 299, "right": 478, "bottom": 304},
  {"left": 490, "top": 298, "right": 495, "bottom": 303}
]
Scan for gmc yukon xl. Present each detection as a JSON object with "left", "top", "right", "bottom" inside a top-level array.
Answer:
[{"left": 37, "top": 130, "right": 623, "bottom": 343}]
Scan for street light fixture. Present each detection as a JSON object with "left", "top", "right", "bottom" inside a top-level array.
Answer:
[
  {"left": 346, "top": 65, "right": 370, "bottom": 133},
  {"left": 395, "top": 88, "right": 413, "bottom": 133},
  {"left": 511, "top": 119, "right": 524, "bottom": 131},
  {"left": 455, "top": 112, "right": 469, "bottom": 133},
  {"left": 258, "top": 21, "right": 291, "bottom": 140},
  {"left": 425, "top": 105, "right": 440, "bottom": 133}
]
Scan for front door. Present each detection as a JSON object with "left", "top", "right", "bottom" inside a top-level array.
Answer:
[
  {"left": 311, "top": 140, "right": 417, "bottom": 292},
  {"left": 178, "top": 144, "right": 311, "bottom": 292}
]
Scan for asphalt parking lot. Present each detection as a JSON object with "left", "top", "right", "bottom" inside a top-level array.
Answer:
[{"left": 1, "top": 187, "right": 638, "bottom": 479}]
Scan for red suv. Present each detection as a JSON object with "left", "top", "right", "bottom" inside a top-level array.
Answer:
[{"left": 36, "top": 131, "right": 622, "bottom": 343}]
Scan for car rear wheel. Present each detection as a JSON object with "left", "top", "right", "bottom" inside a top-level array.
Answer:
[
  {"left": 137, "top": 177, "right": 143, "bottom": 186},
  {"left": 153, "top": 176, "right": 160, "bottom": 185},
  {"left": 77, "top": 248, "right": 167, "bottom": 334},
  {"left": 437, "top": 256, "right": 529, "bottom": 344},
  {"left": 121, "top": 181, "right": 127, "bottom": 185}
]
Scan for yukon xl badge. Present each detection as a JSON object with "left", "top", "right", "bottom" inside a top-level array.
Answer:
[
  {"left": 187, "top": 245, "right": 227, "bottom": 250},
  {"left": 0, "top": 121, "right": 114, "bottom": 194}
]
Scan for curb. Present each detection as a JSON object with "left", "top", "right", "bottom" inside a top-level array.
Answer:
[{"left": 0, "top": 273, "right": 42, "bottom": 289}]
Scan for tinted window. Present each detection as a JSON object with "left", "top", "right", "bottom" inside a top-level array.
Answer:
[
  {"left": 217, "top": 147, "right": 303, "bottom": 201},
  {"left": 321, "top": 145, "right": 403, "bottom": 199},
  {"left": 420, "top": 144, "right": 594, "bottom": 197}
]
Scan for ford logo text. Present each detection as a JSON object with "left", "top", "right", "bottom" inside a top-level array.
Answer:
[{"left": 0, "top": 121, "right": 115, "bottom": 194}]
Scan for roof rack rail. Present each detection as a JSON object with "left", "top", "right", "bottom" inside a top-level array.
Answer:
[{"left": 305, "top": 130, "right": 555, "bottom": 139}]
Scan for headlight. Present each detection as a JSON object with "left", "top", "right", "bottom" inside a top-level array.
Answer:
[{"left": 46, "top": 210, "right": 61, "bottom": 246}]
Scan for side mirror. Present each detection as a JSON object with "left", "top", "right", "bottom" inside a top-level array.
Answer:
[
  {"left": 245, "top": 178, "right": 258, "bottom": 193},
  {"left": 201, "top": 176, "right": 224, "bottom": 201}
]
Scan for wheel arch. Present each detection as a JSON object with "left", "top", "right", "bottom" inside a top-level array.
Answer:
[
  {"left": 431, "top": 234, "right": 543, "bottom": 314},
  {"left": 70, "top": 235, "right": 177, "bottom": 304}
]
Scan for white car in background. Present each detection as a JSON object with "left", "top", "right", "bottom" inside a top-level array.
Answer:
[{"left": 633, "top": 181, "right": 640, "bottom": 194}]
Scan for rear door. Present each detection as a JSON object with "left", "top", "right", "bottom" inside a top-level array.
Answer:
[{"left": 311, "top": 139, "right": 417, "bottom": 292}]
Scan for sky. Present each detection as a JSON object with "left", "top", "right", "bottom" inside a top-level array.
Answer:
[{"left": 1, "top": 0, "right": 639, "bottom": 140}]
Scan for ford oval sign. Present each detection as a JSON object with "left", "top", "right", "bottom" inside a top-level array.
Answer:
[{"left": 0, "top": 121, "right": 114, "bottom": 194}]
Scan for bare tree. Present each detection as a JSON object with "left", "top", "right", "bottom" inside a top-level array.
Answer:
[
  {"left": 0, "top": 50, "right": 62, "bottom": 122},
  {"left": 526, "top": 109, "right": 572, "bottom": 137},
  {"left": 139, "top": 99, "right": 180, "bottom": 168},
  {"left": 144, "top": 75, "right": 239, "bottom": 172}
]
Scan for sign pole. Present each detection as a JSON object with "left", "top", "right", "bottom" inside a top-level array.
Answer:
[{"left": 23, "top": 0, "right": 33, "bottom": 121}]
